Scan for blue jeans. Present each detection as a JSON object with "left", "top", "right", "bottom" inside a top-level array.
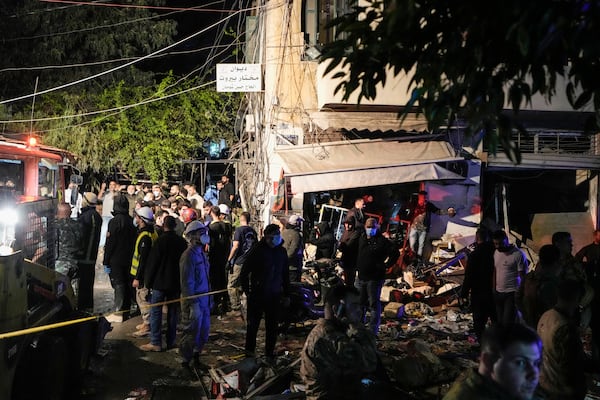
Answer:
[
  {"left": 149, "top": 289, "right": 180, "bottom": 348},
  {"left": 358, "top": 279, "right": 384, "bottom": 336},
  {"left": 409, "top": 228, "right": 427, "bottom": 257}
]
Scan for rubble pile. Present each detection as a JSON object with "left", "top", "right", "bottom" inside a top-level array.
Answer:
[{"left": 194, "top": 266, "right": 483, "bottom": 399}]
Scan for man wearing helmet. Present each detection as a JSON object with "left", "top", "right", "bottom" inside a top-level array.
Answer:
[
  {"left": 131, "top": 206, "right": 158, "bottom": 336},
  {"left": 179, "top": 220, "right": 212, "bottom": 374},
  {"left": 218, "top": 203, "right": 232, "bottom": 223},
  {"left": 180, "top": 207, "right": 198, "bottom": 227}
]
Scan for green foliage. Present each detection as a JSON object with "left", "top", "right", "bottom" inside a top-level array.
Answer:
[
  {"left": 0, "top": 1, "right": 242, "bottom": 182},
  {"left": 322, "top": 0, "right": 600, "bottom": 162},
  {"left": 7, "top": 74, "right": 241, "bottom": 182}
]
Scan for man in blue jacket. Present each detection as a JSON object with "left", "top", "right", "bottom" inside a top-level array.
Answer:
[{"left": 178, "top": 220, "right": 212, "bottom": 373}]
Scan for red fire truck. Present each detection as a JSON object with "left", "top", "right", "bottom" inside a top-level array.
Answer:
[{"left": 0, "top": 137, "right": 106, "bottom": 399}]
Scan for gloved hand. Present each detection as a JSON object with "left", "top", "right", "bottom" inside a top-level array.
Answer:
[{"left": 103, "top": 265, "right": 111, "bottom": 274}]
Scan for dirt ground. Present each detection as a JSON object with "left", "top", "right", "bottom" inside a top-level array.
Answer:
[
  {"left": 84, "top": 255, "right": 600, "bottom": 400},
  {"left": 84, "top": 260, "right": 312, "bottom": 400}
]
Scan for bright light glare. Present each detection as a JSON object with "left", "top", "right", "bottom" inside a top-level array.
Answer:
[
  {"left": 0, "top": 208, "right": 18, "bottom": 226},
  {"left": 0, "top": 208, "right": 17, "bottom": 253},
  {"left": 0, "top": 245, "right": 12, "bottom": 255}
]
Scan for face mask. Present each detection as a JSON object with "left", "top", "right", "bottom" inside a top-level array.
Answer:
[
  {"left": 270, "top": 234, "right": 282, "bottom": 247},
  {"left": 153, "top": 190, "right": 161, "bottom": 197},
  {"left": 366, "top": 227, "right": 377, "bottom": 237},
  {"left": 200, "top": 233, "right": 210, "bottom": 245},
  {"left": 133, "top": 217, "right": 139, "bottom": 228}
]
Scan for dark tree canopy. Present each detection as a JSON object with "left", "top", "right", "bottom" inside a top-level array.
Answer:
[
  {"left": 0, "top": 0, "right": 178, "bottom": 103},
  {"left": 0, "top": 1, "right": 243, "bottom": 182},
  {"left": 322, "top": 0, "right": 600, "bottom": 162}
]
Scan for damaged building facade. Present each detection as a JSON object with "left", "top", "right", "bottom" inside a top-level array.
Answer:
[{"left": 232, "top": 0, "right": 600, "bottom": 257}]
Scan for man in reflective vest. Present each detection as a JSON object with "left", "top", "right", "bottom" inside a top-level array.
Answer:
[{"left": 131, "top": 206, "right": 158, "bottom": 337}]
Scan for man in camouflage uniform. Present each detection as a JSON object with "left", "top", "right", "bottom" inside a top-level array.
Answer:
[
  {"left": 55, "top": 203, "right": 82, "bottom": 295},
  {"left": 300, "top": 285, "right": 386, "bottom": 399}
]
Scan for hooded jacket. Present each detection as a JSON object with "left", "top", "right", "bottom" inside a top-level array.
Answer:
[
  {"left": 309, "top": 221, "right": 335, "bottom": 259},
  {"left": 281, "top": 224, "right": 303, "bottom": 268},
  {"left": 180, "top": 243, "right": 211, "bottom": 308},
  {"left": 103, "top": 195, "right": 136, "bottom": 269}
]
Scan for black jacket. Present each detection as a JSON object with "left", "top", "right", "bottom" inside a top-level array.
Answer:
[
  {"left": 240, "top": 240, "right": 290, "bottom": 299},
  {"left": 208, "top": 219, "right": 233, "bottom": 268},
  {"left": 78, "top": 205, "right": 102, "bottom": 265},
  {"left": 145, "top": 230, "right": 188, "bottom": 293},
  {"left": 132, "top": 225, "right": 155, "bottom": 283},
  {"left": 309, "top": 221, "right": 335, "bottom": 259},
  {"left": 356, "top": 232, "right": 399, "bottom": 281},
  {"left": 338, "top": 228, "right": 361, "bottom": 268},
  {"left": 461, "top": 241, "right": 496, "bottom": 299},
  {"left": 103, "top": 207, "right": 136, "bottom": 269}
]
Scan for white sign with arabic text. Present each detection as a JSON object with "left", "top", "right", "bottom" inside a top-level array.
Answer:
[{"left": 216, "top": 63, "right": 262, "bottom": 92}]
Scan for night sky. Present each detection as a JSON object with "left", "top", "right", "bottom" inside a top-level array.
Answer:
[{"left": 149, "top": 0, "right": 247, "bottom": 76}]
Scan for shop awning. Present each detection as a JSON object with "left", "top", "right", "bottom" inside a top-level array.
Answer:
[{"left": 276, "top": 138, "right": 464, "bottom": 193}]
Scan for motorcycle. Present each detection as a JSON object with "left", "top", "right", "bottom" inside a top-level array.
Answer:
[{"left": 280, "top": 258, "right": 344, "bottom": 331}]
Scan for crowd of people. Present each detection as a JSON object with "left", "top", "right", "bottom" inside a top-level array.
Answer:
[
  {"left": 61, "top": 175, "right": 318, "bottom": 375},
  {"left": 317, "top": 195, "right": 598, "bottom": 399},
  {"left": 459, "top": 227, "right": 599, "bottom": 399},
  {"left": 56, "top": 179, "right": 600, "bottom": 399}
]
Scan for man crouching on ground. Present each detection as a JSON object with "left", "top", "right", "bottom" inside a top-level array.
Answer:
[{"left": 300, "top": 284, "right": 393, "bottom": 399}]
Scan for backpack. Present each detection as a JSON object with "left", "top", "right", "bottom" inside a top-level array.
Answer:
[{"left": 240, "top": 227, "right": 258, "bottom": 257}]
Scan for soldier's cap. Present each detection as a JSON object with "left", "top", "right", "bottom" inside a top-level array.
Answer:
[{"left": 185, "top": 220, "right": 207, "bottom": 235}]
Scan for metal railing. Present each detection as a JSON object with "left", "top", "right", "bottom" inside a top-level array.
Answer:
[{"left": 494, "top": 131, "right": 598, "bottom": 155}]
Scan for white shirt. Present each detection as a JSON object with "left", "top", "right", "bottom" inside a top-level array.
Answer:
[
  {"left": 494, "top": 245, "right": 529, "bottom": 292},
  {"left": 100, "top": 191, "right": 115, "bottom": 217},
  {"left": 65, "top": 188, "right": 83, "bottom": 219}
]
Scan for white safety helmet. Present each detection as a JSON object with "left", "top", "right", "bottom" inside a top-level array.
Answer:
[
  {"left": 184, "top": 220, "right": 207, "bottom": 235},
  {"left": 135, "top": 206, "right": 154, "bottom": 223},
  {"left": 218, "top": 204, "right": 230, "bottom": 215}
]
